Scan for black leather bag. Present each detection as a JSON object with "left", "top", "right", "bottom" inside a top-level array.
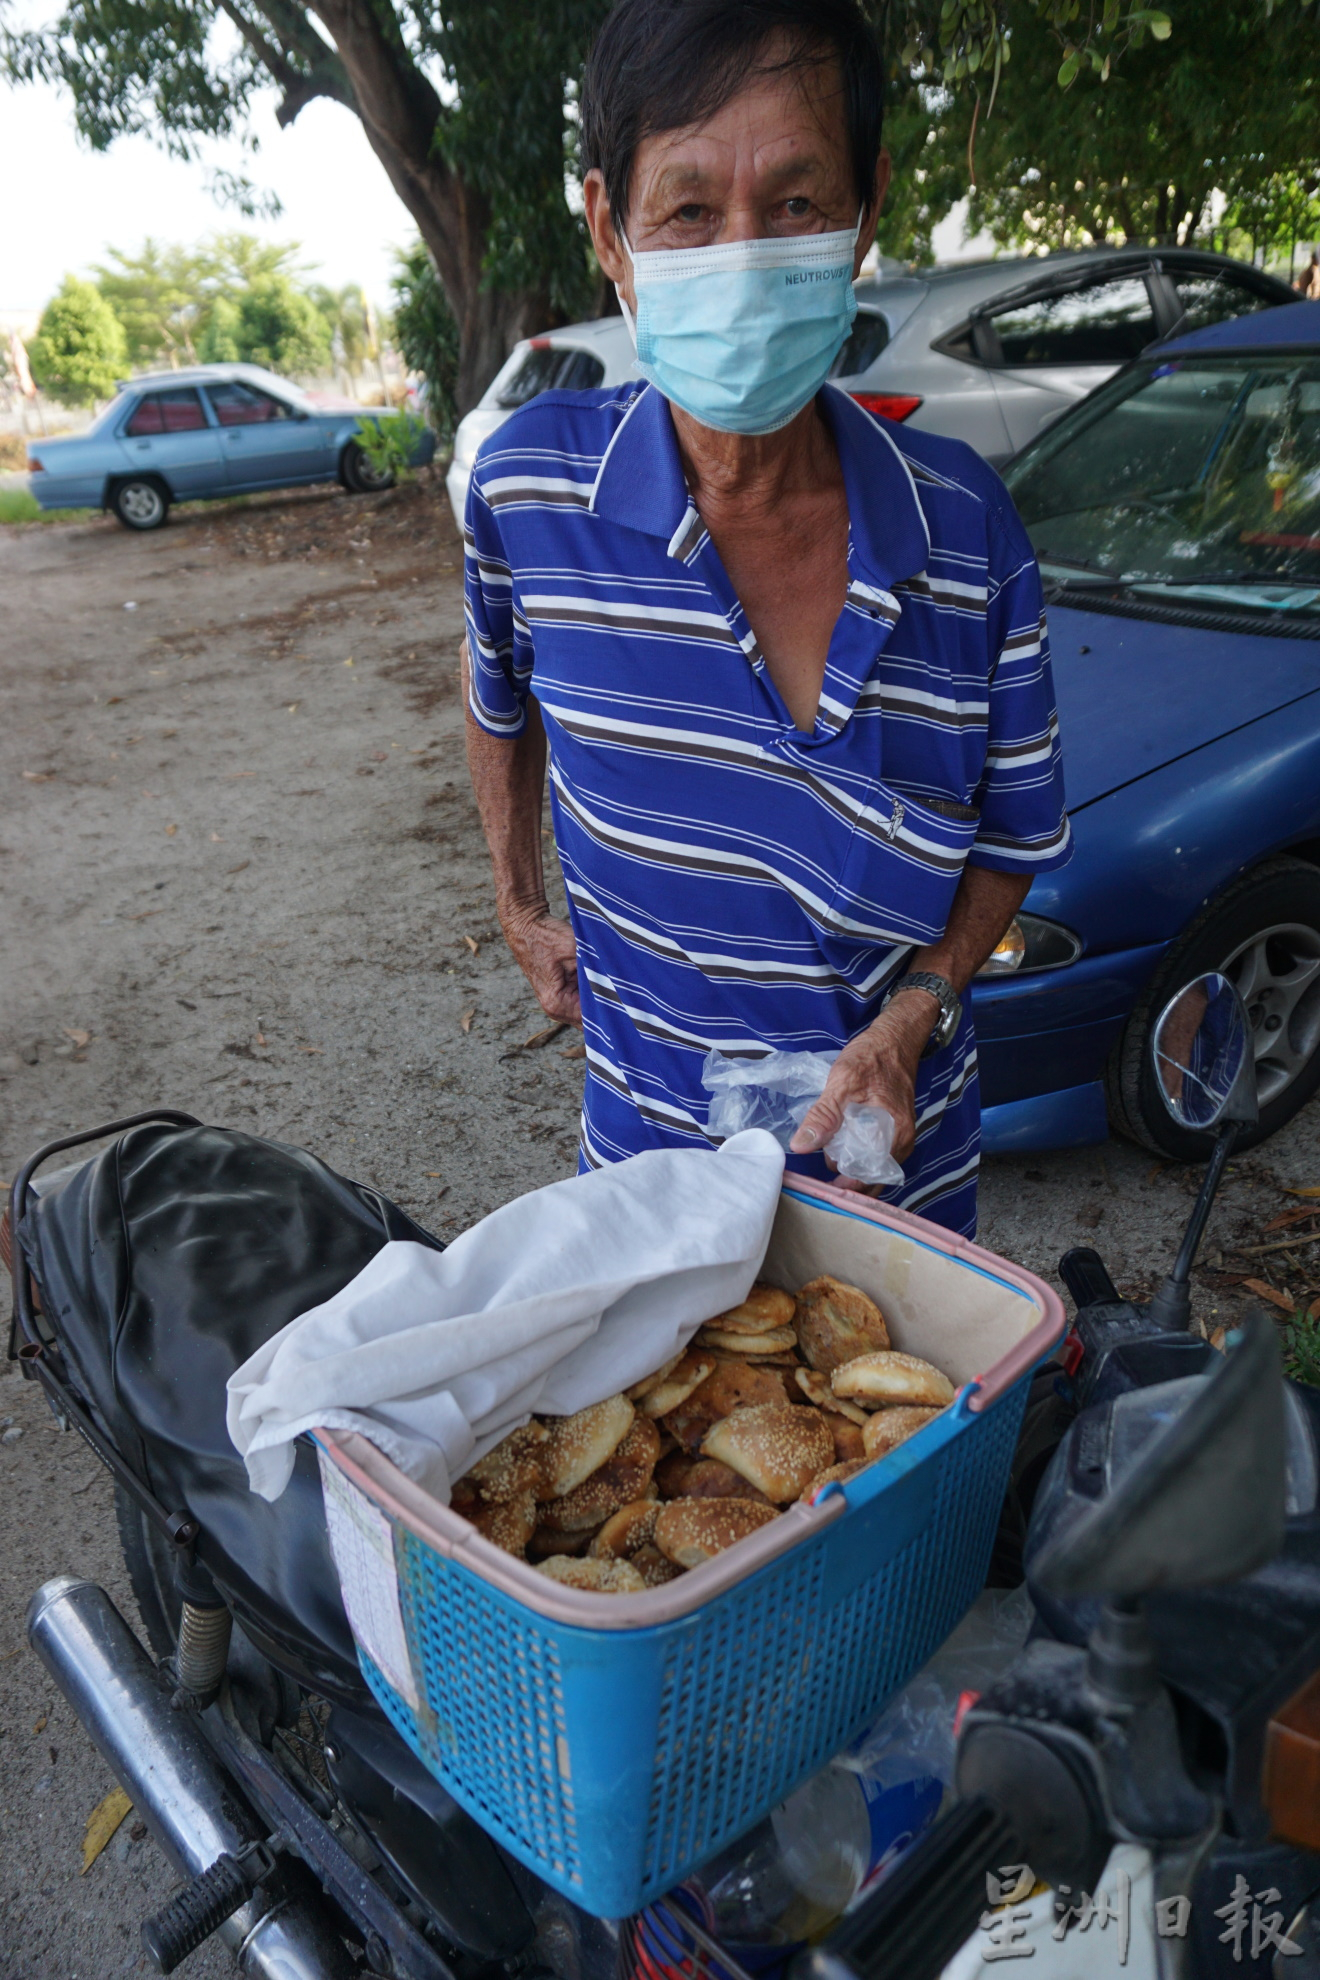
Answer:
[{"left": 19, "top": 1119, "right": 443, "bottom": 1704}]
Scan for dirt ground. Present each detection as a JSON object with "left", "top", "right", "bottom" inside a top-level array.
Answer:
[{"left": 3, "top": 477, "right": 1319, "bottom": 1977}]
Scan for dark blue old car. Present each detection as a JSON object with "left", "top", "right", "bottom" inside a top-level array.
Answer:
[
  {"left": 26, "top": 362, "right": 435, "bottom": 530},
  {"left": 974, "top": 300, "right": 1320, "bottom": 1158}
]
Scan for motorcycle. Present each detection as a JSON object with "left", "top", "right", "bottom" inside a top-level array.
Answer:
[
  {"left": 6, "top": 971, "right": 1317, "bottom": 1979},
  {"left": 801, "top": 972, "right": 1320, "bottom": 1980}
]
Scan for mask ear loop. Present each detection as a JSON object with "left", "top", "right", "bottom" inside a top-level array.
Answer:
[{"left": 614, "top": 219, "right": 639, "bottom": 350}]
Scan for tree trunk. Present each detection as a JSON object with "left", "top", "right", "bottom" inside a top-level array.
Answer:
[{"left": 307, "top": 0, "right": 548, "bottom": 412}]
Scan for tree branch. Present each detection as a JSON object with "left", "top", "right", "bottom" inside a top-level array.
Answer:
[{"left": 215, "top": 0, "right": 354, "bottom": 122}]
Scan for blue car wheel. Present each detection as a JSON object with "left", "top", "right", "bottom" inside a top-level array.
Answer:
[
  {"left": 1107, "top": 856, "right": 1320, "bottom": 1160},
  {"left": 111, "top": 476, "right": 170, "bottom": 531},
  {"left": 340, "top": 440, "right": 395, "bottom": 495}
]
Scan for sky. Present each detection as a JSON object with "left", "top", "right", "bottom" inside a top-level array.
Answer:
[{"left": 0, "top": 74, "right": 415, "bottom": 325}]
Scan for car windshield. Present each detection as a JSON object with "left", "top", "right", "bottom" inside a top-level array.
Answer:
[{"left": 1004, "top": 352, "right": 1320, "bottom": 615}]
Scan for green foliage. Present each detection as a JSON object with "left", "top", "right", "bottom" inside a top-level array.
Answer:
[
  {"left": 899, "top": 2, "right": 1320, "bottom": 253},
  {"left": 226, "top": 272, "right": 331, "bottom": 373},
  {"left": 391, "top": 243, "right": 459, "bottom": 443},
  {"left": 7, "top": 0, "right": 1316, "bottom": 402},
  {"left": 90, "top": 238, "right": 207, "bottom": 365},
  {"left": 417, "top": 0, "right": 610, "bottom": 314},
  {"left": 0, "top": 489, "right": 86, "bottom": 522},
  {"left": 310, "top": 283, "right": 372, "bottom": 378},
  {"left": 1223, "top": 173, "right": 1320, "bottom": 262},
  {"left": 29, "top": 276, "right": 128, "bottom": 406},
  {"left": 1281, "top": 1310, "right": 1320, "bottom": 1389},
  {"left": 353, "top": 410, "right": 426, "bottom": 482}
]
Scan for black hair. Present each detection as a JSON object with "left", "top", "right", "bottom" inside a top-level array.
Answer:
[{"left": 579, "top": 0, "right": 885, "bottom": 231}]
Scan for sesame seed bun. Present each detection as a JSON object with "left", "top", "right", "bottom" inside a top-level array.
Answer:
[
  {"left": 831, "top": 1352, "right": 955, "bottom": 1409},
  {"left": 653, "top": 1497, "right": 781, "bottom": 1568},
  {"left": 700, "top": 1401, "right": 835, "bottom": 1502},
  {"left": 794, "top": 1276, "right": 890, "bottom": 1375}
]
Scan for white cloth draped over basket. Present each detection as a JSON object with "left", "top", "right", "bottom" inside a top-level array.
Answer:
[{"left": 226, "top": 1129, "right": 785, "bottom": 1502}]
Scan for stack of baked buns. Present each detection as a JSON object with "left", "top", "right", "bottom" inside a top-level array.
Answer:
[{"left": 450, "top": 1276, "right": 956, "bottom": 1595}]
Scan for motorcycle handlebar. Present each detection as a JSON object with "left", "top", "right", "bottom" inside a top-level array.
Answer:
[{"left": 792, "top": 1798, "right": 1020, "bottom": 1980}]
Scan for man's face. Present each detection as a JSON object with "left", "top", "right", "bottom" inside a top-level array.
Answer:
[{"left": 584, "top": 48, "right": 886, "bottom": 308}]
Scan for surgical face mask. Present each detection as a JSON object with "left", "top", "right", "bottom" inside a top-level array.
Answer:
[{"left": 617, "top": 221, "right": 860, "bottom": 436}]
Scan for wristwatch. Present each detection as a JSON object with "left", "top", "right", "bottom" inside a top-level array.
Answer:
[{"left": 885, "top": 971, "right": 962, "bottom": 1057}]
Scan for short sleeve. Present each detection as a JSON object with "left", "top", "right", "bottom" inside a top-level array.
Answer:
[
  {"left": 463, "top": 453, "right": 533, "bottom": 738},
  {"left": 967, "top": 500, "right": 1072, "bottom": 875}
]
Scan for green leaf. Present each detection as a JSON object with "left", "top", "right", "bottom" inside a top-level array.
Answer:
[{"left": 1057, "top": 49, "right": 1080, "bottom": 87}]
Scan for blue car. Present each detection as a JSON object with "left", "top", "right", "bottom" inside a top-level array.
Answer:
[
  {"left": 974, "top": 299, "right": 1320, "bottom": 1159},
  {"left": 26, "top": 362, "right": 436, "bottom": 531}
]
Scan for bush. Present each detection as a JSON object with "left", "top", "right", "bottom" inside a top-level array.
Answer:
[
  {"left": 391, "top": 243, "right": 459, "bottom": 444},
  {"left": 353, "top": 410, "right": 427, "bottom": 482},
  {"left": 29, "top": 278, "right": 128, "bottom": 407}
]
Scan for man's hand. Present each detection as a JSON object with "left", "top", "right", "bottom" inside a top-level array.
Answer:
[
  {"left": 503, "top": 906, "right": 582, "bottom": 1026},
  {"left": 789, "top": 990, "right": 938, "bottom": 1186}
]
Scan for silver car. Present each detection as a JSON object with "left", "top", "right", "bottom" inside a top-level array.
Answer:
[
  {"left": 28, "top": 362, "right": 436, "bottom": 531},
  {"left": 446, "top": 246, "right": 1292, "bottom": 525}
]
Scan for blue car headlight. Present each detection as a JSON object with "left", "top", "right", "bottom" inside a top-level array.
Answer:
[{"left": 976, "top": 912, "right": 1083, "bottom": 977}]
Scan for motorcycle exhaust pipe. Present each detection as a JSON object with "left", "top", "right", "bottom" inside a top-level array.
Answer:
[{"left": 27, "top": 1577, "right": 355, "bottom": 1980}]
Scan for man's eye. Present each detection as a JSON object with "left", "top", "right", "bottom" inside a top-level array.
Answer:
[
  {"left": 784, "top": 197, "right": 813, "bottom": 218},
  {"left": 677, "top": 204, "right": 704, "bottom": 223}
]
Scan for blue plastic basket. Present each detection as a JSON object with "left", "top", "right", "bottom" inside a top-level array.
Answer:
[{"left": 317, "top": 1179, "right": 1063, "bottom": 1918}]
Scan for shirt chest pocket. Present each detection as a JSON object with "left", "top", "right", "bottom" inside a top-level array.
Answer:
[{"left": 826, "top": 778, "right": 980, "bottom": 949}]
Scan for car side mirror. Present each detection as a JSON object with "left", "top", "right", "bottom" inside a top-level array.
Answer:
[{"left": 1032, "top": 1312, "right": 1286, "bottom": 1601}]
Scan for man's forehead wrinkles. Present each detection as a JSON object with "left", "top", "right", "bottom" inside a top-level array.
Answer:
[{"left": 643, "top": 147, "right": 836, "bottom": 201}]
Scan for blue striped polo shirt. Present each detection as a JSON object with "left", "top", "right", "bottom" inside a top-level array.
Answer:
[{"left": 464, "top": 381, "right": 1070, "bottom": 1236}]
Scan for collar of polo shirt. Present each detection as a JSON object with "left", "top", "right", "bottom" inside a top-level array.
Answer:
[{"left": 587, "top": 381, "right": 931, "bottom": 595}]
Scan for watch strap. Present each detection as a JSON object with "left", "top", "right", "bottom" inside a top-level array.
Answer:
[{"left": 886, "top": 971, "right": 962, "bottom": 1056}]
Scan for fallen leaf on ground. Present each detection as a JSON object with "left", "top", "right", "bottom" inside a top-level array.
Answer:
[
  {"left": 82, "top": 1787, "right": 133, "bottom": 1873},
  {"left": 106, "top": 697, "right": 121, "bottom": 706},
  {"left": 298, "top": 1045, "right": 323, "bottom": 1054},
  {"left": 125, "top": 908, "right": 163, "bottom": 922},
  {"left": 1146, "top": 1164, "right": 1166, "bottom": 1184},
  {"left": 1287, "top": 1186, "right": 1320, "bottom": 1199},
  {"left": 344, "top": 657, "right": 354, "bottom": 667},
  {"left": 165, "top": 823, "right": 177, "bottom": 836},
  {"left": 210, "top": 833, "right": 223, "bottom": 842},
  {"left": 34, "top": 1715, "right": 47, "bottom": 1733},
  {"left": 1243, "top": 1278, "right": 1298, "bottom": 1313},
  {"left": 255, "top": 1033, "right": 268, "bottom": 1048},
  {"left": 1264, "top": 1206, "right": 1320, "bottom": 1232},
  {"left": 226, "top": 861, "right": 250, "bottom": 875},
  {"left": 22, "top": 771, "right": 54, "bottom": 783},
  {"left": 460, "top": 1008, "right": 475, "bottom": 1034},
  {"left": 522, "top": 1020, "right": 568, "bottom": 1051},
  {"left": 435, "top": 1184, "right": 450, "bottom": 1200},
  {"left": 286, "top": 703, "right": 299, "bottom": 714},
  {"left": 62, "top": 1029, "right": 90, "bottom": 1049},
  {"left": 561, "top": 1042, "right": 587, "bottom": 1060},
  {"left": 1310, "top": 1297, "right": 1320, "bottom": 1321},
  {"left": 462, "top": 935, "right": 479, "bottom": 956}
]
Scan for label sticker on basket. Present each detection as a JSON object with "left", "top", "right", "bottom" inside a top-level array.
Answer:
[{"left": 318, "top": 1451, "right": 420, "bottom": 1710}]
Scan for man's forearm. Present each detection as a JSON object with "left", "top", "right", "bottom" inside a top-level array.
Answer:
[
  {"left": 911, "top": 865, "right": 1032, "bottom": 995},
  {"left": 463, "top": 672, "right": 548, "bottom": 926}
]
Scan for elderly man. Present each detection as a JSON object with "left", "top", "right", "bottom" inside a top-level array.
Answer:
[{"left": 462, "top": 0, "right": 1070, "bottom": 1237}]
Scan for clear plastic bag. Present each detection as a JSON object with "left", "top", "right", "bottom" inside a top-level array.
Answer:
[{"left": 701, "top": 1048, "right": 904, "bottom": 1188}]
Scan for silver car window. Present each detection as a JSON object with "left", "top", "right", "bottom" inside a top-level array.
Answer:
[
  {"left": 989, "top": 275, "right": 1158, "bottom": 368},
  {"left": 1170, "top": 273, "right": 1278, "bottom": 336}
]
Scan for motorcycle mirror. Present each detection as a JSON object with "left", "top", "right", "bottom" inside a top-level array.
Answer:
[
  {"left": 1152, "top": 971, "right": 1258, "bottom": 1132},
  {"left": 1031, "top": 1312, "right": 1286, "bottom": 1601}
]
